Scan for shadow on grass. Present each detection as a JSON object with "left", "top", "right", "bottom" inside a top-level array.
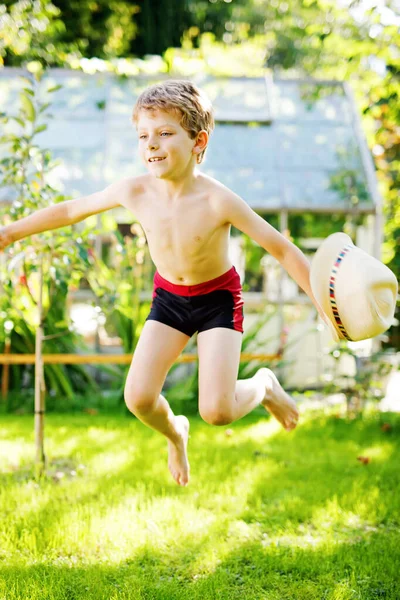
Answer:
[
  {"left": 1, "top": 531, "right": 400, "bottom": 600},
  {"left": 1, "top": 409, "right": 400, "bottom": 593},
  {"left": 1, "top": 412, "right": 288, "bottom": 548}
]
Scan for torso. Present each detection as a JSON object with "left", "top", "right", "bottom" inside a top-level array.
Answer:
[{"left": 121, "top": 173, "right": 232, "bottom": 285}]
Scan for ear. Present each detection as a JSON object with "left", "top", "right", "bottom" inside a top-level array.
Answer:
[{"left": 193, "top": 130, "right": 208, "bottom": 161}]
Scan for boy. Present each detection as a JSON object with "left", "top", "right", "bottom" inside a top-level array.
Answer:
[{"left": 0, "top": 80, "right": 326, "bottom": 487}]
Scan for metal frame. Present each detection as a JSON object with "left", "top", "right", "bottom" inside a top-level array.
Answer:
[{"left": 343, "top": 81, "right": 383, "bottom": 259}]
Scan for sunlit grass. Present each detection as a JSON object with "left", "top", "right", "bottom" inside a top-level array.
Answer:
[{"left": 0, "top": 408, "right": 399, "bottom": 599}]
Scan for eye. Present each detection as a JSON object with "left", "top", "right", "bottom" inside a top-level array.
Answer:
[
  {"left": 160, "top": 132, "right": 172, "bottom": 137},
  {"left": 139, "top": 134, "right": 147, "bottom": 140}
]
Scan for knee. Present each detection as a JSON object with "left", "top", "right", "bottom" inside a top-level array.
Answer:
[
  {"left": 199, "top": 405, "right": 234, "bottom": 426},
  {"left": 124, "top": 386, "right": 157, "bottom": 416}
]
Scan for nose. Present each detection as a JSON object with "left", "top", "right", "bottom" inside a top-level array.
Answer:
[{"left": 147, "top": 137, "right": 159, "bottom": 151}]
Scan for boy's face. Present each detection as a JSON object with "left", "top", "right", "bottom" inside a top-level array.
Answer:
[{"left": 136, "top": 108, "right": 198, "bottom": 180}]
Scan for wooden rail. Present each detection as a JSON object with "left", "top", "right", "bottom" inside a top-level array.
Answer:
[
  {"left": 0, "top": 352, "right": 280, "bottom": 365},
  {"left": 0, "top": 352, "right": 281, "bottom": 400}
]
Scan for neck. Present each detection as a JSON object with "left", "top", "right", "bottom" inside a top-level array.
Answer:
[{"left": 159, "top": 167, "right": 199, "bottom": 201}]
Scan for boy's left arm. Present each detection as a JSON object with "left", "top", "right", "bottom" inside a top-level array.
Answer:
[{"left": 217, "top": 191, "right": 326, "bottom": 318}]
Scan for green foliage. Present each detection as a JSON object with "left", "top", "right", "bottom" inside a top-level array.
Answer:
[
  {"left": 0, "top": 0, "right": 68, "bottom": 67},
  {"left": 0, "top": 71, "right": 97, "bottom": 397},
  {"left": 86, "top": 226, "right": 151, "bottom": 355},
  {"left": 81, "top": 225, "right": 152, "bottom": 402},
  {"left": 324, "top": 342, "right": 395, "bottom": 416},
  {"left": 242, "top": 236, "right": 265, "bottom": 292},
  {"left": 50, "top": 0, "right": 140, "bottom": 59}
]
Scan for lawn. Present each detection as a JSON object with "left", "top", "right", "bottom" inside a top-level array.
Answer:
[{"left": 0, "top": 407, "right": 399, "bottom": 600}]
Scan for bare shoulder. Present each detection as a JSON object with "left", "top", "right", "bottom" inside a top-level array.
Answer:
[
  {"left": 198, "top": 173, "right": 244, "bottom": 222},
  {"left": 111, "top": 174, "right": 149, "bottom": 207}
]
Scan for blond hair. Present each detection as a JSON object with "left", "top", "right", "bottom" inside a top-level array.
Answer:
[{"left": 132, "top": 80, "right": 214, "bottom": 164}]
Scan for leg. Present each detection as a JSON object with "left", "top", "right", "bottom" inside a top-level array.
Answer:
[
  {"left": 124, "top": 320, "right": 191, "bottom": 486},
  {"left": 197, "top": 328, "right": 299, "bottom": 430}
]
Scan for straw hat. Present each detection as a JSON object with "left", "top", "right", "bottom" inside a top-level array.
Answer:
[{"left": 310, "top": 232, "right": 398, "bottom": 342}]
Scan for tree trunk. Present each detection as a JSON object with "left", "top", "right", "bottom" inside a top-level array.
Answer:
[{"left": 35, "top": 256, "right": 46, "bottom": 477}]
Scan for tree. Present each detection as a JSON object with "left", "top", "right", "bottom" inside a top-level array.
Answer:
[
  {"left": 0, "top": 0, "right": 68, "bottom": 66},
  {"left": 0, "top": 70, "right": 97, "bottom": 401}
]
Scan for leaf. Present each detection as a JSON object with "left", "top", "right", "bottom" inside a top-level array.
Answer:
[
  {"left": 34, "top": 124, "right": 47, "bottom": 134},
  {"left": 381, "top": 423, "right": 392, "bottom": 432},
  {"left": 18, "top": 76, "right": 34, "bottom": 87},
  {"left": 39, "top": 102, "right": 51, "bottom": 114},
  {"left": 10, "top": 116, "right": 25, "bottom": 127},
  {"left": 78, "top": 246, "right": 89, "bottom": 263},
  {"left": 20, "top": 93, "right": 36, "bottom": 122},
  {"left": 47, "top": 84, "right": 62, "bottom": 93},
  {"left": 83, "top": 408, "right": 99, "bottom": 415}
]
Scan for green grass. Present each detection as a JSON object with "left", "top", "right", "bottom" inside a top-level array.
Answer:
[{"left": 0, "top": 407, "right": 399, "bottom": 599}]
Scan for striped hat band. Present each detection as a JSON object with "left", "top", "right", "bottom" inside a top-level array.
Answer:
[{"left": 329, "top": 244, "right": 353, "bottom": 341}]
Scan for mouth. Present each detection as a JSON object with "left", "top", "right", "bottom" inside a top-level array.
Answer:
[{"left": 148, "top": 157, "right": 166, "bottom": 163}]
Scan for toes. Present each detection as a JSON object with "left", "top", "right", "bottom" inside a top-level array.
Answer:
[
  {"left": 170, "top": 468, "right": 189, "bottom": 486},
  {"left": 285, "top": 415, "right": 299, "bottom": 430},
  {"left": 179, "top": 471, "right": 189, "bottom": 486}
]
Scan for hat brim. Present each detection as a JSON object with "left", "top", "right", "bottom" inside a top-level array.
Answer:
[{"left": 310, "top": 233, "right": 354, "bottom": 343}]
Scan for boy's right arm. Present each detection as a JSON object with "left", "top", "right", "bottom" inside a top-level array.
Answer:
[{"left": 0, "top": 178, "right": 134, "bottom": 251}]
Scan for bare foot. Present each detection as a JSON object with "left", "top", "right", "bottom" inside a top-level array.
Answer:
[
  {"left": 167, "top": 415, "right": 190, "bottom": 486},
  {"left": 255, "top": 368, "right": 299, "bottom": 431}
]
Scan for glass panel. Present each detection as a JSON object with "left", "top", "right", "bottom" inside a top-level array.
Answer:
[
  {"left": 206, "top": 124, "right": 277, "bottom": 170},
  {"left": 47, "top": 148, "right": 105, "bottom": 195},
  {"left": 283, "top": 170, "right": 371, "bottom": 210},
  {"left": 277, "top": 123, "right": 362, "bottom": 169},
  {"left": 201, "top": 77, "right": 270, "bottom": 122},
  {"left": 203, "top": 125, "right": 280, "bottom": 208},
  {"left": 108, "top": 76, "right": 166, "bottom": 116},
  {"left": 0, "top": 76, "right": 25, "bottom": 113},
  {"left": 39, "top": 73, "right": 108, "bottom": 119},
  {"left": 104, "top": 118, "right": 146, "bottom": 183},
  {"left": 271, "top": 80, "right": 353, "bottom": 123},
  {"left": 37, "top": 119, "right": 105, "bottom": 149},
  {"left": 0, "top": 72, "right": 375, "bottom": 212}
]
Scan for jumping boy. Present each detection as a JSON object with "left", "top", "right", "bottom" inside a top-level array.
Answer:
[{"left": 0, "top": 80, "right": 327, "bottom": 487}]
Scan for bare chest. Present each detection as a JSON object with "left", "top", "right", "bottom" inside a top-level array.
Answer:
[{"left": 136, "top": 198, "right": 222, "bottom": 256}]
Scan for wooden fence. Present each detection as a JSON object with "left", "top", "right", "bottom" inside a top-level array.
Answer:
[{"left": 0, "top": 350, "right": 281, "bottom": 400}]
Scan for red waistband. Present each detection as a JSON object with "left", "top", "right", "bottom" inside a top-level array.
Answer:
[{"left": 153, "top": 266, "right": 240, "bottom": 296}]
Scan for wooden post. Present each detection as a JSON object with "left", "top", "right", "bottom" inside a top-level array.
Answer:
[
  {"left": 1, "top": 338, "right": 11, "bottom": 401},
  {"left": 278, "top": 210, "right": 289, "bottom": 379},
  {"left": 34, "top": 257, "right": 46, "bottom": 477}
]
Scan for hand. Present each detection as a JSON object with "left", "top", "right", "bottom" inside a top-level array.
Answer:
[
  {"left": 312, "top": 296, "right": 340, "bottom": 341},
  {"left": 317, "top": 307, "right": 330, "bottom": 328},
  {"left": 317, "top": 307, "right": 340, "bottom": 342},
  {"left": 0, "top": 226, "right": 13, "bottom": 252}
]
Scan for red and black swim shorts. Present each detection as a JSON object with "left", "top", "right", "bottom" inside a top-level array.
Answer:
[{"left": 146, "top": 266, "right": 244, "bottom": 337}]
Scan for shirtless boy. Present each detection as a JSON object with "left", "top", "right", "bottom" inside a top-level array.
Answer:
[{"left": 0, "top": 80, "right": 326, "bottom": 487}]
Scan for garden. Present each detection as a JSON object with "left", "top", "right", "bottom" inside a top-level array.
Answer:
[{"left": 1, "top": 1, "right": 399, "bottom": 598}]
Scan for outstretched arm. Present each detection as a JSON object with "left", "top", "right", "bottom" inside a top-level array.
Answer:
[
  {"left": 0, "top": 178, "right": 133, "bottom": 250},
  {"left": 215, "top": 190, "right": 325, "bottom": 316}
]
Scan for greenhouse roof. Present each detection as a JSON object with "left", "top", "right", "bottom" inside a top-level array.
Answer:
[{"left": 0, "top": 69, "right": 379, "bottom": 214}]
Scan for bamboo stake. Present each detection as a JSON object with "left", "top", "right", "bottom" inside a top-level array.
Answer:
[
  {"left": 34, "top": 256, "right": 46, "bottom": 478},
  {"left": 1, "top": 338, "right": 11, "bottom": 400}
]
